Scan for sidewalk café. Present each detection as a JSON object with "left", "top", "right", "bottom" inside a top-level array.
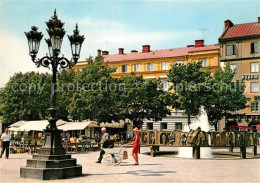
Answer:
[
  {"left": 8, "top": 120, "right": 68, "bottom": 139},
  {"left": 57, "top": 121, "right": 100, "bottom": 139},
  {"left": 99, "top": 121, "right": 129, "bottom": 141}
]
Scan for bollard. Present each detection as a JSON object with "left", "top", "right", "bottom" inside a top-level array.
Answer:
[
  {"left": 156, "top": 146, "right": 160, "bottom": 152},
  {"left": 150, "top": 146, "right": 158, "bottom": 157},
  {"left": 240, "top": 146, "right": 246, "bottom": 159},
  {"left": 253, "top": 146, "right": 257, "bottom": 156},
  {"left": 193, "top": 146, "right": 200, "bottom": 159}
]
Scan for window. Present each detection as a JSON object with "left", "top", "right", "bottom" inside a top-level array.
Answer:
[
  {"left": 250, "top": 82, "right": 259, "bottom": 93},
  {"left": 176, "top": 61, "right": 183, "bottom": 64},
  {"left": 230, "top": 64, "right": 236, "bottom": 72},
  {"left": 251, "top": 102, "right": 259, "bottom": 112},
  {"left": 161, "top": 123, "right": 167, "bottom": 130},
  {"left": 122, "top": 65, "right": 128, "bottom": 73},
  {"left": 199, "top": 58, "right": 207, "bottom": 67},
  {"left": 134, "top": 64, "right": 140, "bottom": 72},
  {"left": 226, "top": 45, "right": 235, "bottom": 56},
  {"left": 147, "top": 123, "right": 153, "bottom": 130},
  {"left": 147, "top": 63, "right": 154, "bottom": 71},
  {"left": 161, "top": 62, "right": 168, "bottom": 70},
  {"left": 251, "top": 42, "right": 259, "bottom": 53},
  {"left": 250, "top": 62, "right": 259, "bottom": 73},
  {"left": 175, "top": 123, "right": 182, "bottom": 131}
]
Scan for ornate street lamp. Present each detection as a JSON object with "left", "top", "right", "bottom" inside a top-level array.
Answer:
[{"left": 21, "top": 10, "right": 84, "bottom": 180}]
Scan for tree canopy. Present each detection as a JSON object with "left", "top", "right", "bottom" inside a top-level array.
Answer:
[
  {"left": 205, "top": 63, "right": 248, "bottom": 131},
  {"left": 167, "top": 61, "right": 212, "bottom": 125},
  {"left": 0, "top": 72, "right": 52, "bottom": 123},
  {"left": 117, "top": 73, "right": 174, "bottom": 128}
]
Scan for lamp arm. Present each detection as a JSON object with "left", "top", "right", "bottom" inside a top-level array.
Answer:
[
  {"left": 57, "top": 56, "right": 74, "bottom": 69},
  {"left": 35, "top": 56, "right": 53, "bottom": 69}
]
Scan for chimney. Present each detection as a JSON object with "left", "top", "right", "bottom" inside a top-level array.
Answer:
[
  {"left": 102, "top": 51, "right": 109, "bottom": 55},
  {"left": 195, "top": 40, "right": 204, "bottom": 47},
  {"left": 258, "top": 17, "right": 260, "bottom": 23},
  {"left": 131, "top": 50, "right": 138, "bottom": 53},
  {"left": 142, "top": 45, "right": 150, "bottom": 53},
  {"left": 118, "top": 48, "right": 124, "bottom": 55},
  {"left": 97, "top": 49, "right": 101, "bottom": 55},
  {"left": 224, "top": 20, "right": 233, "bottom": 29}
]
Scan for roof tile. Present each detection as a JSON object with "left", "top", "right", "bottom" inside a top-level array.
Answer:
[
  {"left": 220, "top": 22, "right": 260, "bottom": 40},
  {"left": 103, "top": 44, "right": 219, "bottom": 63}
]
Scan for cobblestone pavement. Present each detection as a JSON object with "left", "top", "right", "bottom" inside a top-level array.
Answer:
[{"left": 0, "top": 146, "right": 260, "bottom": 183}]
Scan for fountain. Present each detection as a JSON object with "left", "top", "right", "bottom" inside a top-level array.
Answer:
[{"left": 177, "top": 106, "right": 213, "bottom": 158}]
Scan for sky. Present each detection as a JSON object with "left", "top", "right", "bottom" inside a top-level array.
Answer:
[{"left": 0, "top": 0, "right": 259, "bottom": 87}]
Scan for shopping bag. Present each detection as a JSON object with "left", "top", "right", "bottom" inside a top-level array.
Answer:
[{"left": 123, "top": 150, "right": 128, "bottom": 159}]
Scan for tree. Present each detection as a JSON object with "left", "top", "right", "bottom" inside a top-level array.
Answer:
[
  {"left": 117, "top": 73, "right": 174, "bottom": 128},
  {"left": 0, "top": 72, "right": 52, "bottom": 124},
  {"left": 167, "top": 61, "right": 212, "bottom": 125},
  {"left": 68, "top": 55, "right": 120, "bottom": 123},
  {"left": 205, "top": 63, "right": 248, "bottom": 131}
]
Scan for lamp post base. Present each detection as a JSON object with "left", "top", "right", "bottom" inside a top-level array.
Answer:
[
  {"left": 39, "top": 129, "right": 66, "bottom": 155},
  {"left": 20, "top": 129, "right": 82, "bottom": 180},
  {"left": 20, "top": 154, "right": 82, "bottom": 180}
]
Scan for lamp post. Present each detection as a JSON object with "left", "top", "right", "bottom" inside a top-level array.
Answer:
[
  {"left": 24, "top": 10, "right": 84, "bottom": 155},
  {"left": 21, "top": 10, "right": 84, "bottom": 180}
]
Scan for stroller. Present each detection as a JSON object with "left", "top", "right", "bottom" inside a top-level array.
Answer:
[{"left": 103, "top": 140, "right": 127, "bottom": 166}]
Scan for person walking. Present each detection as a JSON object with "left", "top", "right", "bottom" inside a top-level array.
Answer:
[
  {"left": 128, "top": 127, "right": 140, "bottom": 165},
  {"left": 96, "top": 128, "right": 116, "bottom": 163},
  {"left": 0, "top": 128, "right": 11, "bottom": 159}
]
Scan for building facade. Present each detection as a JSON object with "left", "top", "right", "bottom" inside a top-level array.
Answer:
[
  {"left": 219, "top": 17, "right": 260, "bottom": 129},
  {"left": 74, "top": 40, "right": 220, "bottom": 132}
]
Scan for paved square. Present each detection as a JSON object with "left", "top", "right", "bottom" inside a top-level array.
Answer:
[{"left": 0, "top": 147, "right": 259, "bottom": 183}]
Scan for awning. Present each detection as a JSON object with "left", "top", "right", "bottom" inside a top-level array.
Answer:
[
  {"left": 227, "top": 126, "right": 253, "bottom": 129},
  {"left": 99, "top": 122, "right": 124, "bottom": 128},
  {"left": 8, "top": 127, "right": 20, "bottom": 131},
  {"left": 17, "top": 121, "right": 49, "bottom": 131},
  {"left": 58, "top": 121, "right": 99, "bottom": 131},
  {"left": 14, "top": 120, "right": 68, "bottom": 132}
]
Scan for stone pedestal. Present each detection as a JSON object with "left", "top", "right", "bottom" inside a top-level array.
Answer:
[
  {"left": 20, "top": 154, "right": 82, "bottom": 180},
  {"left": 39, "top": 129, "right": 66, "bottom": 155},
  {"left": 20, "top": 129, "right": 82, "bottom": 180}
]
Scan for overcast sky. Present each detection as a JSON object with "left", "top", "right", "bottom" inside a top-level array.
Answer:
[{"left": 0, "top": 0, "right": 259, "bottom": 87}]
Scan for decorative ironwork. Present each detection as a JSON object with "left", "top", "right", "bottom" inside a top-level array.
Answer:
[{"left": 24, "top": 10, "right": 84, "bottom": 155}]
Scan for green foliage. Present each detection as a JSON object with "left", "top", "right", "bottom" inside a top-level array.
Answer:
[
  {"left": 0, "top": 72, "right": 52, "bottom": 124},
  {"left": 205, "top": 63, "right": 247, "bottom": 131},
  {"left": 167, "top": 62, "right": 212, "bottom": 124},
  {"left": 117, "top": 74, "right": 173, "bottom": 127},
  {"left": 69, "top": 56, "right": 119, "bottom": 122}
]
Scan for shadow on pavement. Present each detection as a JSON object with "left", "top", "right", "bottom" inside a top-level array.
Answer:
[{"left": 85, "top": 170, "right": 176, "bottom": 177}]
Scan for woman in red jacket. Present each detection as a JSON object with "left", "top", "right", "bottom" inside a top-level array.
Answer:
[{"left": 128, "top": 127, "right": 140, "bottom": 165}]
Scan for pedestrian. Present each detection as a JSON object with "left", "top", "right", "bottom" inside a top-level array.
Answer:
[
  {"left": 127, "top": 127, "right": 140, "bottom": 165},
  {"left": 96, "top": 128, "right": 116, "bottom": 163},
  {"left": 0, "top": 128, "right": 11, "bottom": 159}
]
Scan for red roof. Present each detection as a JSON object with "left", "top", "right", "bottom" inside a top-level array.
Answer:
[
  {"left": 103, "top": 44, "right": 219, "bottom": 63},
  {"left": 219, "top": 22, "right": 260, "bottom": 40}
]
